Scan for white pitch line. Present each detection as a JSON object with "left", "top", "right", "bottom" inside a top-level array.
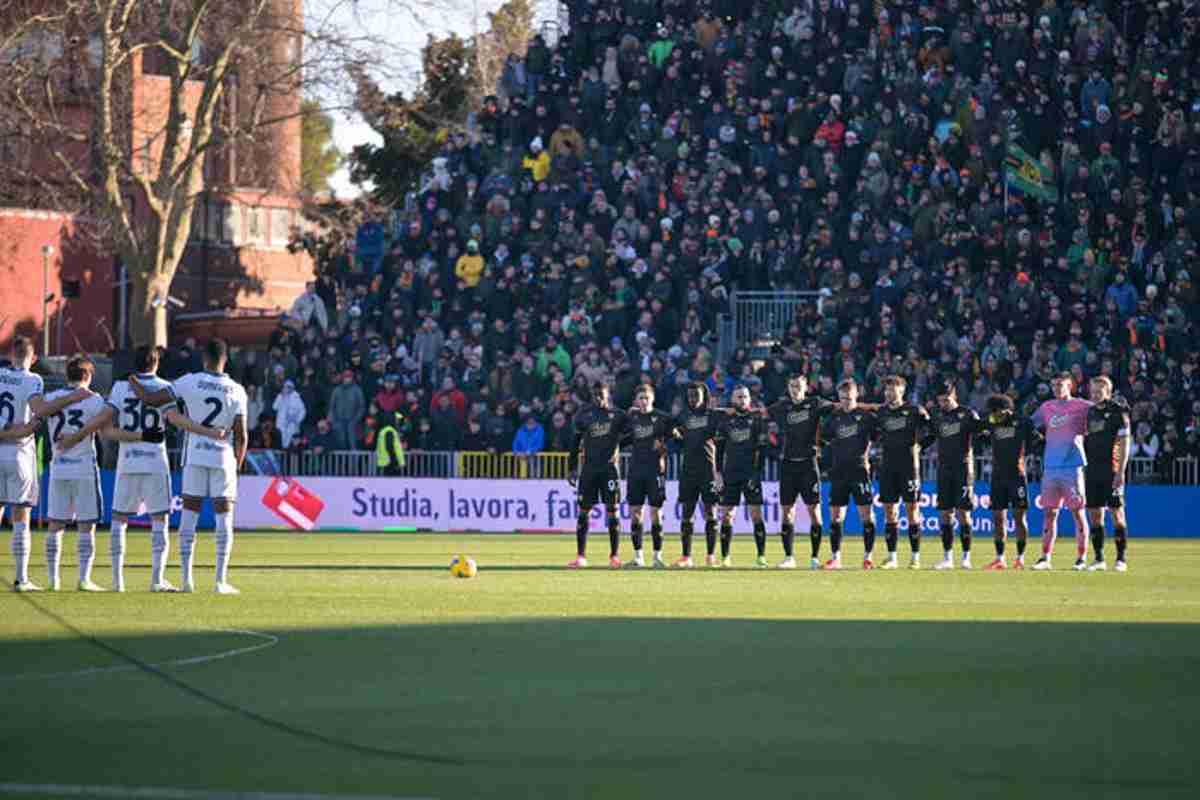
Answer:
[
  {"left": 0, "top": 629, "right": 280, "bottom": 683},
  {"left": 0, "top": 784, "right": 435, "bottom": 800}
]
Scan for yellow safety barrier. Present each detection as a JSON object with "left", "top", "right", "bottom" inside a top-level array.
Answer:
[{"left": 456, "top": 451, "right": 571, "bottom": 479}]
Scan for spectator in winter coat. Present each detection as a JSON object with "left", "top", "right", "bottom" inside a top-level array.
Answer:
[
  {"left": 288, "top": 281, "right": 329, "bottom": 332},
  {"left": 429, "top": 377, "right": 468, "bottom": 425},
  {"left": 374, "top": 374, "right": 405, "bottom": 414},
  {"left": 328, "top": 370, "right": 366, "bottom": 450},
  {"left": 272, "top": 380, "right": 307, "bottom": 448},
  {"left": 512, "top": 415, "right": 545, "bottom": 456}
]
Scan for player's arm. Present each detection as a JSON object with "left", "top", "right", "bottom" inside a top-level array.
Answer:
[
  {"left": 29, "top": 387, "right": 92, "bottom": 419},
  {"left": 162, "top": 407, "right": 228, "bottom": 441},
  {"left": 1113, "top": 413, "right": 1132, "bottom": 488},
  {"left": 55, "top": 406, "right": 118, "bottom": 451},
  {"left": 127, "top": 374, "right": 175, "bottom": 407},
  {"left": 232, "top": 414, "right": 248, "bottom": 470},
  {"left": 0, "top": 419, "right": 41, "bottom": 439}
]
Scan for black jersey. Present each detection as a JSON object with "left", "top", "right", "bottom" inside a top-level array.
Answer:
[
  {"left": 572, "top": 405, "right": 628, "bottom": 474},
  {"left": 875, "top": 403, "right": 929, "bottom": 474},
  {"left": 673, "top": 407, "right": 721, "bottom": 480},
  {"left": 717, "top": 410, "right": 770, "bottom": 480},
  {"left": 768, "top": 396, "right": 835, "bottom": 461},
  {"left": 930, "top": 406, "right": 982, "bottom": 475},
  {"left": 824, "top": 407, "right": 877, "bottom": 474},
  {"left": 980, "top": 413, "right": 1041, "bottom": 480},
  {"left": 624, "top": 409, "right": 674, "bottom": 476},
  {"left": 1084, "top": 399, "right": 1130, "bottom": 476}
]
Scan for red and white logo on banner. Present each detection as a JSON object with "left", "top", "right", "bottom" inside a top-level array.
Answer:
[{"left": 262, "top": 478, "right": 326, "bottom": 531}]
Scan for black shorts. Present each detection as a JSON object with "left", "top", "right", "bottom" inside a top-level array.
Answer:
[
  {"left": 829, "top": 469, "right": 873, "bottom": 507},
  {"left": 877, "top": 464, "right": 920, "bottom": 504},
  {"left": 1085, "top": 472, "right": 1124, "bottom": 509},
  {"left": 936, "top": 471, "right": 974, "bottom": 511},
  {"left": 990, "top": 478, "right": 1029, "bottom": 511},
  {"left": 720, "top": 476, "right": 764, "bottom": 507},
  {"left": 627, "top": 472, "right": 666, "bottom": 507},
  {"left": 780, "top": 459, "right": 821, "bottom": 506},
  {"left": 678, "top": 474, "right": 720, "bottom": 508},
  {"left": 578, "top": 466, "right": 620, "bottom": 508}
]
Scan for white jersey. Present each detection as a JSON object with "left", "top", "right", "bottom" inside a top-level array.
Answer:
[
  {"left": 0, "top": 367, "right": 44, "bottom": 466},
  {"left": 46, "top": 388, "right": 107, "bottom": 479},
  {"left": 173, "top": 371, "right": 247, "bottom": 471},
  {"left": 109, "top": 374, "right": 172, "bottom": 476}
]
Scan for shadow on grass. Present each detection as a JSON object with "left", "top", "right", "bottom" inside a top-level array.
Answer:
[{"left": 1, "top": 613, "right": 1197, "bottom": 799}]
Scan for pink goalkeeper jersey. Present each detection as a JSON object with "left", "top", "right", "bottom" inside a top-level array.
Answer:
[{"left": 1032, "top": 398, "right": 1092, "bottom": 471}]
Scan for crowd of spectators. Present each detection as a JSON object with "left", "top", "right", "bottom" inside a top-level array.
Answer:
[{"left": 236, "top": 0, "right": 1200, "bottom": 478}]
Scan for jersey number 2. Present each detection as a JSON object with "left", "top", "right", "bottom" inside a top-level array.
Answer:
[{"left": 201, "top": 397, "right": 224, "bottom": 426}]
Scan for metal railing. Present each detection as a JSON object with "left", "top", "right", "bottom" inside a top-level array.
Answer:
[{"left": 728, "top": 290, "right": 823, "bottom": 350}]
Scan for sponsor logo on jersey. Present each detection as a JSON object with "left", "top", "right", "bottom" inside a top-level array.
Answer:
[
  {"left": 883, "top": 417, "right": 907, "bottom": 431},
  {"left": 837, "top": 423, "right": 858, "bottom": 438},
  {"left": 634, "top": 424, "right": 655, "bottom": 439},
  {"left": 1048, "top": 413, "right": 1070, "bottom": 429},
  {"left": 995, "top": 426, "right": 1015, "bottom": 439},
  {"left": 940, "top": 421, "right": 962, "bottom": 436},
  {"left": 686, "top": 415, "right": 709, "bottom": 430},
  {"left": 730, "top": 427, "right": 751, "bottom": 443},
  {"left": 589, "top": 422, "right": 612, "bottom": 437},
  {"left": 1088, "top": 420, "right": 1106, "bottom": 433},
  {"left": 787, "top": 411, "right": 809, "bottom": 424}
]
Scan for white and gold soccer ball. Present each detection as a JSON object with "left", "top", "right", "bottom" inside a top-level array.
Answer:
[{"left": 449, "top": 555, "right": 478, "bottom": 579}]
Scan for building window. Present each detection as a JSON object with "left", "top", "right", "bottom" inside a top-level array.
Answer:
[
  {"left": 245, "top": 205, "right": 264, "bottom": 245},
  {"left": 222, "top": 202, "right": 241, "bottom": 245},
  {"left": 270, "top": 208, "right": 292, "bottom": 248}
]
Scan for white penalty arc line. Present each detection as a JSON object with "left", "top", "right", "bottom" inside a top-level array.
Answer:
[
  {"left": 0, "top": 785, "right": 435, "bottom": 800},
  {"left": 0, "top": 628, "right": 280, "bottom": 683}
]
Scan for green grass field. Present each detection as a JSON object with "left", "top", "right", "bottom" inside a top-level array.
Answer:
[{"left": 2, "top": 532, "right": 1199, "bottom": 800}]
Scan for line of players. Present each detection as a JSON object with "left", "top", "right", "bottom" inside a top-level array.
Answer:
[
  {"left": 567, "top": 370, "right": 1132, "bottom": 572},
  {"left": 3, "top": 337, "right": 248, "bottom": 594}
]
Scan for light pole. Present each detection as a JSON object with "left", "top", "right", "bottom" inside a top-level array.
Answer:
[{"left": 41, "top": 244, "right": 55, "bottom": 356}]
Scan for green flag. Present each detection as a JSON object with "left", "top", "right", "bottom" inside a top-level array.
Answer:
[{"left": 1005, "top": 143, "right": 1057, "bottom": 202}]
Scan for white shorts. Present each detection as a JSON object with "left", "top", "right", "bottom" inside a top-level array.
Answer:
[
  {"left": 113, "top": 471, "right": 173, "bottom": 517},
  {"left": 182, "top": 465, "right": 238, "bottom": 501},
  {"left": 48, "top": 474, "right": 102, "bottom": 524},
  {"left": 0, "top": 460, "right": 39, "bottom": 507}
]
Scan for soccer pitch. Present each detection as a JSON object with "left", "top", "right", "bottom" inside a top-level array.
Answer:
[{"left": 2, "top": 533, "right": 1199, "bottom": 800}]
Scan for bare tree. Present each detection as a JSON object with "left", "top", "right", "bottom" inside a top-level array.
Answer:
[{"left": 0, "top": 0, "right": 426, "bottom": 347}]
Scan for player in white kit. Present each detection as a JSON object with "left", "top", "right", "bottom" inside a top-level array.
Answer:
[
  {"left": 2, "top": 337, "right": 95, "bottom": 592},
  {"left": 131, "top": 339, "right": 248, "bottom": 594},
  {"left": 56, "top": 345, "right": 229, "bottom": 592}
]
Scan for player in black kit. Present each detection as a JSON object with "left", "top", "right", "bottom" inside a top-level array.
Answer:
[
  {"left": 716, "top": 385, "right": 771, "bottom": 568},
  {"left": 1083, "top": 376, "right": 1132, "bottom": 572},
  {"left": 822, "top": 378, "right": 878, "bottom": 570},
  {"left": 979, "top": 394, "right": 1041, "bottom": 570},
  {"left": 768, "top": 374, "right": 836, "bottom": 569},
  {"left": 622, "top": 383, "right": 674, "bottom": 568},
  {"left": 873, "top": 375, "right": 930, "bottom": 569},
  {"left": 568, "top": 383, "right": 628, "bottom": 568},
  {"left": 927, "top": 380, "right": 984, "bottom": 570},
  {"left": 673, "top": 382, "right": 723, "bottom": 568}
]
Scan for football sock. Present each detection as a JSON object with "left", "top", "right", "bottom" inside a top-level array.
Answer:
[
  {"left": 1114, "top": 524, "right": 1127, "bottom": 561},
  {"left": 12, "top": 520, "right": 30, "bottom": 584},
  {"left": 111, "top": 519, "right": 127, "bottom": 589},
  {"left": 680, "top": 519, "right": 694, "bottom": 558},
  {"left": 1041, "top": 526, "right": 1057, "bottom": 556},
  {"left": 908, "top": 526, "right": 921, "bottom": 554},
  {"left": 77, "top": 526, "right": 96, "bottom": 584},
  {"left": 780, "top": 522, "right": 795, "bottom": 558},
  {"left": 705, "top": 519, "right": 717, "bottom": 556},
  {"left": 1016, "top": 533, "right": 1028, "bottom": 557},
  {"left": 720, "top": 522, "right": 733, "bottom": 558},
  {"left": 179, "top": 509, "right": 199, "bottom": 585},
  {"left": 862, "top": 521, "right": 876, "bottom": 557},
  {"left": 884, "top": 522, "right": 899, "bottom": 554},
  {"left": 994, "top": 534, "right": 1005, "bottom": 557},
  {"left": 829, "top": 521, "right": 843, "bottom": 556},
  {"left": 149, "top": 518, "right": 168, "bottom": 586},
  {"left": 960, "top": 526, "right": 971, "bottom": 554},
  {"left": 753, "top": 519, "right": 766, "bottom": 557},
  {"left": 650, "top": 522, "right": 663, "bottom": 553},
  {"left": 630, "top": 520, "right": 644, "bottom": 552},
  {"left": 1075, "top": 518, "right": 1089, "bottom": 558},
  {"left": 940, "top": 522, "right": 954, "bottom": 554},
  {"left": 575, "top": 512, "right": 588, "bottom": 557},
  {"left": 606, "top": 515, "right": 620, "bottom": 559},
  {"left": 810, "top": 522, "right": 823, "bottom": 558},
  {"left": 1092, "top": 526, "right": 1105, "bottom": 560},
  {"left": 45, "top": 529, "right": 63, "bottom": 587},
  {"left": 214, "top": 512, "right": 234, "bottom": 585}
]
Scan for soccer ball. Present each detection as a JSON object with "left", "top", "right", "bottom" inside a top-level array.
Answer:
[{"left": 449, "top": 555, "right": 478, "bottom": 579}]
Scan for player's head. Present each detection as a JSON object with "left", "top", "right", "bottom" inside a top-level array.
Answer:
[
  {"left": 934, "top": 378, "right": 957, "bottom": 411},
  {"left": 882, "top": 374, "right": 906, "bottom": 406},
  {"left": 133, "top": 345, "right": 162, "bottom": 374},
  {"left": 203, "top": 338, "right": 229, "bottom": 372},
  {"left": 686, "top": 381, "right": 708, "bottom": 409},
  {"left": 837, "top": 377, "right": 858, "bottom": 406},
  {"left": 65, "top": 354, "right": 95, "bottom": 388},
  {"left": 731, "top": 384, "right": 751, "bottom": 411},
  {"left": 10, "top": 335, "right": 35, "bottom": 369},
  {"left": 1088, "top": 375, "right": 1113, "bottom": 402},
  {"left": 1051, "top": 371, "right": 1074, "bottom": 399},
  {"left": 986, "top": 393, "right": 1014, "bottom": 421},
  {"left": 634, "top": 384, "right": 654, "bottom": 412},
  {"left": 786, "top": 373, "right": 808, "bottom": 402},
  {"left": 591, "top": 381, "right": 611, "bottom": 408}
]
